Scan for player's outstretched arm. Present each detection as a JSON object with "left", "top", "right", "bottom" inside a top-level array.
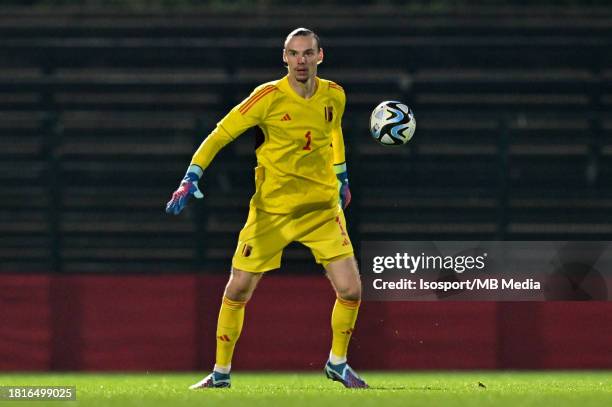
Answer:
[
  {"left": 165, "top": 83, "right": 272, "bottom": 215},
  {"left": 334, "top": 162, "right": 351, "bottom": 209},
  {"left": 166, "top": 164, "right": 204, "bottom": 215}
]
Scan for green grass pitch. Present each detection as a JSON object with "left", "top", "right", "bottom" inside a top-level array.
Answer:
[{"left": 0, "top": 372, "right": 610, "bottom": 407}]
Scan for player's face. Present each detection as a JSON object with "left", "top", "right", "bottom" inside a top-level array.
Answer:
[{"left": 283, "top": 35, "right": 323, "bottom": 83}]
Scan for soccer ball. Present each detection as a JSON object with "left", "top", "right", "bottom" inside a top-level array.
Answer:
[{"left": 369, "top": 101, "right": 416, "bottom": 146}]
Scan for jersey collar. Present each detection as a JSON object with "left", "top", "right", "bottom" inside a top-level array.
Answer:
[{"left": 280, "top": 75, "right": 321, "bottom": 103}]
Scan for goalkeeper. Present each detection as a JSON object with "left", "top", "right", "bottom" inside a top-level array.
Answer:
[{"left": 166, "top": 28, "right": 367, "bottom": 389}]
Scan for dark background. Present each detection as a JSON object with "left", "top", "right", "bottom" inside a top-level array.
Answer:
[{"left": 1, "top": 1, "right": 612, "bottom": 371}]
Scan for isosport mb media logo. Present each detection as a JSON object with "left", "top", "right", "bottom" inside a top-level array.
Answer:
[{"left": 361, "top": 241, "right": 611, "bottom": 301}]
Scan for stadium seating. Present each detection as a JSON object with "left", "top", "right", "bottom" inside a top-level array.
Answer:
[{"left": 1, "top": 6, "right": 611, "bottom": 272}]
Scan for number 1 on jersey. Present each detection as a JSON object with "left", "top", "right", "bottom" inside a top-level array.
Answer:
[{"left": 303, "top": 131, "right": 312, "bottom": 151}]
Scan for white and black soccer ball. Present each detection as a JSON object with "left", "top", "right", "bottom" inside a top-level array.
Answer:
[{"left": 369, "top": 101, "right": 416, "bottom": 146}]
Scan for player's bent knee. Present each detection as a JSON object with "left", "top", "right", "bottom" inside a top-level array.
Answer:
[
  {"left": 224, "top": 286, "right": 252, "bottom": 302},
  {"left": 335, "top": 283, "right": 362, "bottom": 302},
  {"left": 224, "top": 267, "right": 262, "bottom": 302},
  {"left": 325, "top": 256, "right": 362, "bottom": 301}
]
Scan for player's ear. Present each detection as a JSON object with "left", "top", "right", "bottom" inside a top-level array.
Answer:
[
  {"left": 282, "top": 49, "right": 288, "bottom": 67},
  {"left": 317, "top": 47, "right": 324, "bottom": 65}
]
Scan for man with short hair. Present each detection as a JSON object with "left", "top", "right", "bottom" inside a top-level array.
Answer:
[{"left": 166, "top": 28, "right": 367, "bottom": 389}]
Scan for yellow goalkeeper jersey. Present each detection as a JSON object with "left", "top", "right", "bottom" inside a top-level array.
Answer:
[{"left": 191, "top": 75, "right": 347, "bottom": 214}]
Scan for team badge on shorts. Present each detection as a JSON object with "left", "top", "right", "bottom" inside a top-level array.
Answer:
[{"left": 241, "top": 244, "right": 252, "bottom": 257}]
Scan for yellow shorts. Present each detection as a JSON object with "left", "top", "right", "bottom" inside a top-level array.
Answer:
[{"left": 231, "top": 205, "right": 354, "bottom": 273}]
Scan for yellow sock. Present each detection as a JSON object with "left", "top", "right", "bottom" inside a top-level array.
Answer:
[
  {"left": 330, "top": 297, "right": 360, "bottom": 361},
  {"left": 215, "top": 296, "right": 246, "bottom": 368}
]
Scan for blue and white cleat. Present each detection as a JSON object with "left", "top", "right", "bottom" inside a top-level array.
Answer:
[
  {"left": 324, "top": 360, "right": 369, "bottom": 389},
  {"left": 189, "top": 371, "right": 231, "bottom": 389}
]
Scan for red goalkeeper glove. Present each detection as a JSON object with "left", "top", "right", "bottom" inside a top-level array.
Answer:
[
  {"left": 334, "top": 163, "right": 351, "bottom": 209},
  {"left": 165, "top": 165, "right": 204, "bottom": 215}
]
